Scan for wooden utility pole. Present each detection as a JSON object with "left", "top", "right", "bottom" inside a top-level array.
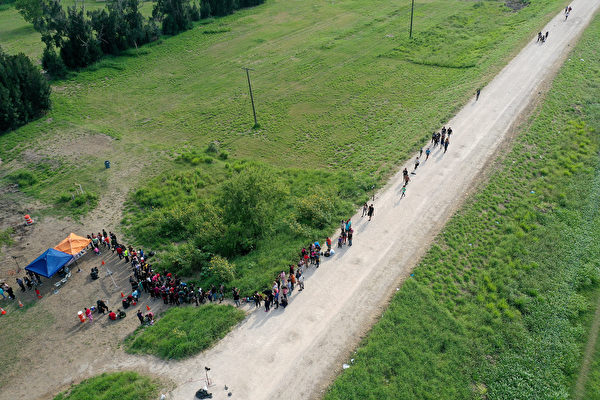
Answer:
[
  {"left": 409, "top": 0, "right": 415, "bottom": 38},
  {"left": 242, "top": 67, "right": 258, "bottom": 127}
]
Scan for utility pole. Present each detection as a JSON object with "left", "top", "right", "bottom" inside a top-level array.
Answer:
[
  {"left": 409, "top": 0, "right": 415, "bottom": 38},
  {"left": 242, "top": 67, "right": 258, "bottom": 128}
]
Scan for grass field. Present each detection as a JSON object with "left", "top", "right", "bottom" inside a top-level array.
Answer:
[
  {"left": 0, "top": 0, "right": 565, "bottom": 214},
  {"left": 124, "top": 304, "right": 245, "bottom": 359},
  {"left": 325, "top": 12, "right": 600, "bottom": 400},
  {"left": 53, "top": 371, "right": 159, "bottom": 400}
]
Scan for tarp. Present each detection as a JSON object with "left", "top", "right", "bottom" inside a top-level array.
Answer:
[
  {"left": 54, "top": 233, "right": 91, "bottom": 255},
  {"left": 25, "top": 248, "right": 73, "bottom": 278}
]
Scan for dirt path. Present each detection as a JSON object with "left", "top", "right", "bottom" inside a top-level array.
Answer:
[{"left": 2, "top": 2, "right": 599, "bottom": 399}]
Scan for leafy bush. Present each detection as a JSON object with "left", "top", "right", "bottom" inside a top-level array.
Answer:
[{"left": 208, "top": 255, "right": 235, "bottom": 283}]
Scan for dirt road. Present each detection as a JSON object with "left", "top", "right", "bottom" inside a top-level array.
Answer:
[{"left": 3, "top": 1, "right": 599, "bottom": 399}]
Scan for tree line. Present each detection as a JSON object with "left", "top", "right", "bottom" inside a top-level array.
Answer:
[{"left": 15, "top": 0, "right": 267, "bottom": 77}]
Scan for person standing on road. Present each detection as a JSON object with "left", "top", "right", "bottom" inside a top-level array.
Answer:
[
  {"left": 367, "top": 204, "right": 374, "bottom": 221},
  {"left": 444, "top": 138, "right": 450, "bottom": 153},
  {"left": 233, "top": 287, "right": 240, "bottom": 307},
  {"left": 425, "top": 147, "right": 431, "bottom": 160},
  {"left": 137, "top": 309, "right": 144, "bottom": 324},
  {"left": 16, "top": 278, "right": 26, "bottom": 292},
  {"left": 348, "top": 228, "right": 353, "bottom": 246}
]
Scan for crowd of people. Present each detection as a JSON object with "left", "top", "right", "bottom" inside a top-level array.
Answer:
[{"left": 80, "top": 218, "right": 366, "bottom": 320}]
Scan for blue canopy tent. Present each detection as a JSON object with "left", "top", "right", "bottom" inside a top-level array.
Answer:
[{"left": 25, "top": 248, "right": 74, "bottom": 278}]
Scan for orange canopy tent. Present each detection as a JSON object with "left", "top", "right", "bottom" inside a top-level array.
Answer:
[{"left": 54, "top": 233, "right": 91, "bottom": 255}]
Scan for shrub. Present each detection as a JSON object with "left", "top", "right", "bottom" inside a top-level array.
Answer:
[{"left": 208, "top": 255, "right": 235, "bottom": 283}]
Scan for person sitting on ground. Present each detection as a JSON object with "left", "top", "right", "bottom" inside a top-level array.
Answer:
[
  {"left": 90, "top": 267, "right": 99, "bottom": 280},
  {"left": 122, "top": 297, "right": 130, "bottom": 309},
  {"left": 96, "top": 299, "right": 108, "bottom": 314},
  {"left": 117, "top": 309, "right": 126, "bottom": 319},
  {"left": 145, "top": 312, "right": 154, "bottom": 325},
  {"left": 108, "top": 310, "right": 117, "bottom": 320}
]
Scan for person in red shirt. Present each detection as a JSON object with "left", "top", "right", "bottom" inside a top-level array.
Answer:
[{"left": 108, "top": 310, "right": 117, "bottom": 320}]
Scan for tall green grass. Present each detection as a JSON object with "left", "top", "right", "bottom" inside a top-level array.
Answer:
[
  {"left": 53, "top": 372, "right": 159, "bottom": 400},
  {"left": 124, "top": 304, "right": 245, "bottom": 359},
  {"left": 326, "top": 12, "right": 600, "bottom": 400}
]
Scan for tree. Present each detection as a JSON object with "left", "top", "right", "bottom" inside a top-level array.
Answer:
[
  {"left": 218, "top": 165, "right": 287, "bottom": 255},
  {"left": 42, "top": 45, "right": 67, "bottom": 77},
  {"left": 152, "top": 0, "right": 193, "bottom": 35},
  {"left": 14, "top": 0, "right": 44, "bottom": 30},
  {"left": 60, "top": 7, "right": 102, "bottom": 68},
  {"left": 0, "top": 47, "right": 51, "bottom": 132}
]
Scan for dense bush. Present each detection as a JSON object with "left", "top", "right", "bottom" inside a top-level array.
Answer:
[{"left": 0, "top": 47, "right": 51, "bottom": 133}]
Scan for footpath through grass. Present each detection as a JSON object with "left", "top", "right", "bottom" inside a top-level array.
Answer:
[
  {"left": 326, "top": 12, "right": 600, "bottom": 400},
  {"left": 124, "top": 304, "right": 245, "bottom": 359},
  {"left": 53, "top": 371, "right": 159, "bottom": 400}
]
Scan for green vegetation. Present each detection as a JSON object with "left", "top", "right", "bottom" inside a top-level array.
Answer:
[
  {"left": 0, "top": 227, "right": 14, "bottom": 253},
  {"left": 124, "top": 304, "right": 245, "bottom": 359},
  {"left": 124, "top": 156, "right": 373, "bottom": 293},
  {"left": 0, "top": 46, "right": 51, "bottom": 132},
  {"left": 326, "top": 13, "right": 600, "bottom": 400},
  {"left": 53, "top": 372, "right": 159, "bottom": 400}
]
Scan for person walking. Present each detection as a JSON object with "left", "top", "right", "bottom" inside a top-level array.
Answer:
[
  {"left": 362, "top": 203, "right": 368, "bottom": 217},
  {"left": 425, "top": 147, "right": 431, "bottom": 160},
  {"left": 545, "top": 31, "right": 549, "bottom": 40},
  {"left": 565, "top": 11, "right": 569, "bottom": 20},
  {"left": 537, "top": 32, "right": 542, "bottom": 42},
  {"left": 367, "top": 204, "right": 374, "bottom": 221},
  {"left": 400, "top": 185, "right": 406, "bottom": 198},
  {"left": 414, "top": 156, "right": 420, "bottom": 171},
  {"left": 476, "top": 88, "right": 481, "bottom": 101},
  {"left": 419, "top": 148, "right": 423, "bottom": 157},
  {"left": 444, "top": 138, "right": 450, "bottom": 153},
  {"left": 348, "top": 228, "right": 353, "bottom": 246},
  {"left": 326, "top": 237, "right": 332, "bottom": 251},
  {"left": 123, "top": 248, "right": 129, "bottom": 263},
  {"left": 16, "top": 278, "right": 26, "bottom": 292},
  {"left": 137, "top": 309, "right": 144, "bottom": 324},
  {"left": 403, "top": 174, "right": 410, "bottom": 186}
]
